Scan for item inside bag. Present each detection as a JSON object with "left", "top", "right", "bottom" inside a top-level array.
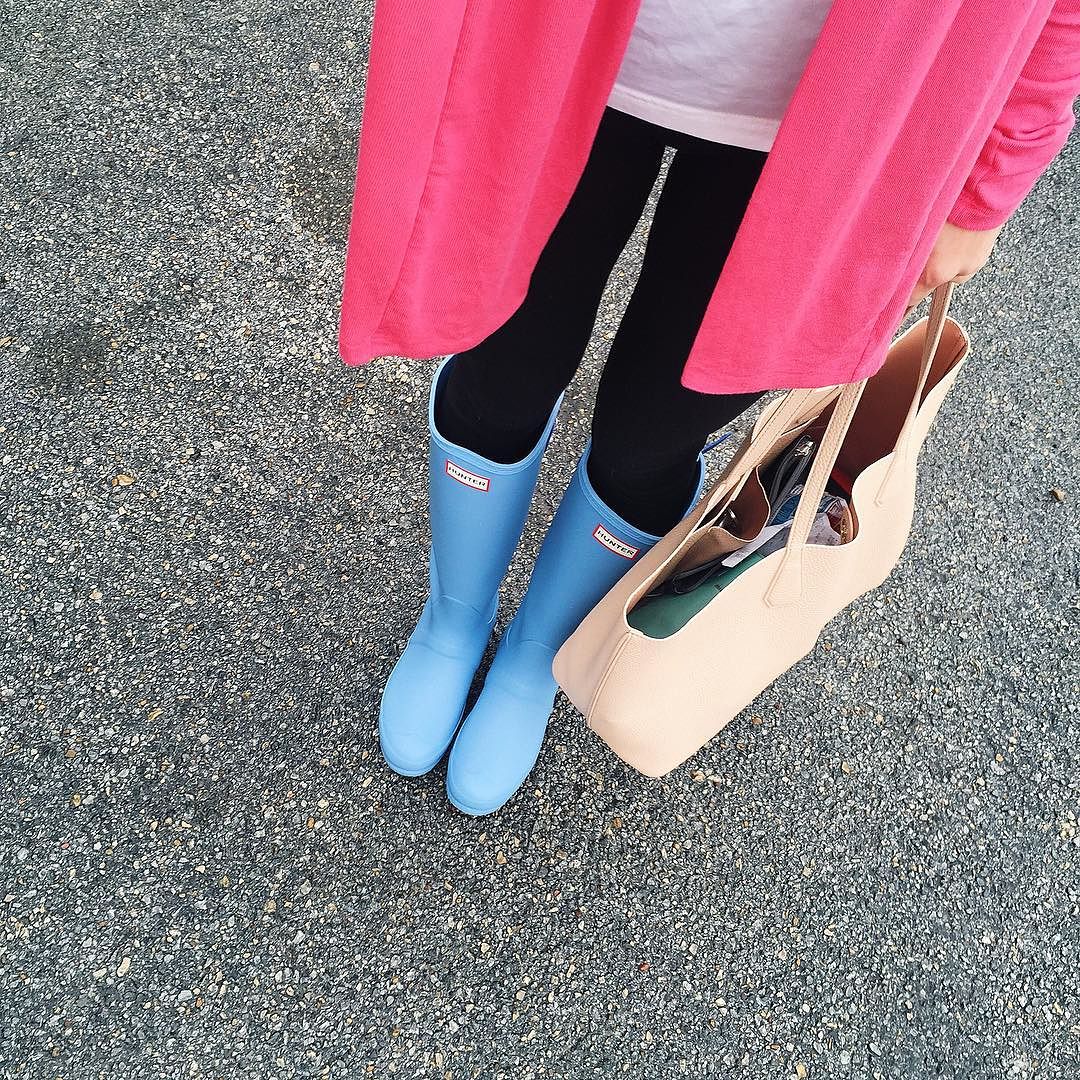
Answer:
[{"left": 627, "top": 434, "right": 852, "bottom": 640}]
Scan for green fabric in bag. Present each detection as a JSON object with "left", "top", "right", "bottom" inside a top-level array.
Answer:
[{"left": 626, "top": 552, "right": 765, "bottom": 640}]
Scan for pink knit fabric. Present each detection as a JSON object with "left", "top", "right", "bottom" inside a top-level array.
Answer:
[{"left": 339, "top": 0, "right": 1080, "bottom": 394}]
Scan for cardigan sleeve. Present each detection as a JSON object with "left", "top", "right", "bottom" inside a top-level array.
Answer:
[{"left": 948, "top": 0, "right": 1080, "bottom": 231}]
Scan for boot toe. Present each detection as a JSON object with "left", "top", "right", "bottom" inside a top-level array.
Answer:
[
  {"left": 379, "top": 645, "right": 472, "bottom": 776},
  {"left": 446, "top": 682, "right": 551, "bottom": 815},
  {"left": 380, "top": 719, "right": 456, "bottom": 777}
]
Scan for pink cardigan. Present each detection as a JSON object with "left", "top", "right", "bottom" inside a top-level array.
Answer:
[{"left": 338, "top": 0, "right": 1080, "bottom": 393}]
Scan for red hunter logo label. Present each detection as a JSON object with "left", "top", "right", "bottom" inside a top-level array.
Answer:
[
  {"left": 593, "top": 524, "right": 638, "bottom": 560},
  {"left": 445, "top": 460, "right": 491, "bottom": 492}
]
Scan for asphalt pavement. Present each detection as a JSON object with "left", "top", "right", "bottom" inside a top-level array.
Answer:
[{"left": 2, "top": 3, "right": 1079, "bottom": 1077}]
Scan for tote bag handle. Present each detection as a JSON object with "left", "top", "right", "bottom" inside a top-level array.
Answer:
[
  {"left": 874, "top": 283, "right": 957, "bottom": 505},
  {"left": 697, "top": 386, "right": 823, "bottom": 519},
  {"left": 764, "top": 283, "right": 957, "bottom": 606}
]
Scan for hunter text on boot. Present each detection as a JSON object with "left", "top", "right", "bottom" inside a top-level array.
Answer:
[
  {"left": 446, "top": 460, "right": 491, "bottom": 492},
  {"left": 593, "top": 524, "right": 639, "bottom": 560}
]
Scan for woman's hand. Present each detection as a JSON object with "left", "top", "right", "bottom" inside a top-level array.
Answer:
[{"left": 908, "top": 221, "right": 1004, "bottom": 306}]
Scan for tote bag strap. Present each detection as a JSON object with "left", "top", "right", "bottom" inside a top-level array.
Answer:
[
  {"left": 699, "top": 385, "right": 835, "bottom": 519},
  {"left": 873, "top": 282, "right": 956, "bottom": 506},
  {"left": 764, "top": 283, "right": 957, "bottom": 606}
]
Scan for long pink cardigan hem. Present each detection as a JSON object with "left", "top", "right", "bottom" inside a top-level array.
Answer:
[{"left": 339, "top": 0, "right": 1080, "bottom": 394}]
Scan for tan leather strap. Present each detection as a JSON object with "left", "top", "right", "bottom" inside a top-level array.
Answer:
[
  {"left": 873, "top": 282, "right": 956, "bottom": 506},
  {"left": 764, "top": 376, "right": 867, "bottom": 605},
  {"left": 764, "top": 283, "right": 956, "bottom": 606},
  {"left": 699, "top": 379, "right": 847, "bottom": 520},
  {"left": 698, "top": 387, "right": 820, "bottom": 518}
]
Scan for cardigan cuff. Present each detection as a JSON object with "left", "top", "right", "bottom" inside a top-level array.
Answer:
[{"left": 945, "top": 193, "right": 1015, "bottom": 232}]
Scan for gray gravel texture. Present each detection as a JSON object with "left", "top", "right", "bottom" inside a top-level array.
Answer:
[{"left": 1, "top": 2, "right": 1079, "bottom": 1078}]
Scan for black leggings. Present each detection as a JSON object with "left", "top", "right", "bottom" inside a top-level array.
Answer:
[{"left": 437, "top": 106, "right": 770, "bottom": 536}]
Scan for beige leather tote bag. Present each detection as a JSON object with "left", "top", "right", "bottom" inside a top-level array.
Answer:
[{"left": 553, "top": 284, "right": 970, "bottom": 777}]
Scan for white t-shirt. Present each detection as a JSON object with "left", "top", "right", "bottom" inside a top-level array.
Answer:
[{"left": 608, "top": 0, "right": 835, "bottom": 151}]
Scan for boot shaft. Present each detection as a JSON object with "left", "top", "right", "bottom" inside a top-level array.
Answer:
[{"left": 427, "top": 356, "right": 562, "bottom": 609}]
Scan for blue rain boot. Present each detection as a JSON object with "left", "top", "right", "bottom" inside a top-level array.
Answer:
[
  {"left": 378, "top": 356, "right": 562, "bottom": 776},
  {"left": 446, "top": 439, "right": 705, "bottom": 815}
]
